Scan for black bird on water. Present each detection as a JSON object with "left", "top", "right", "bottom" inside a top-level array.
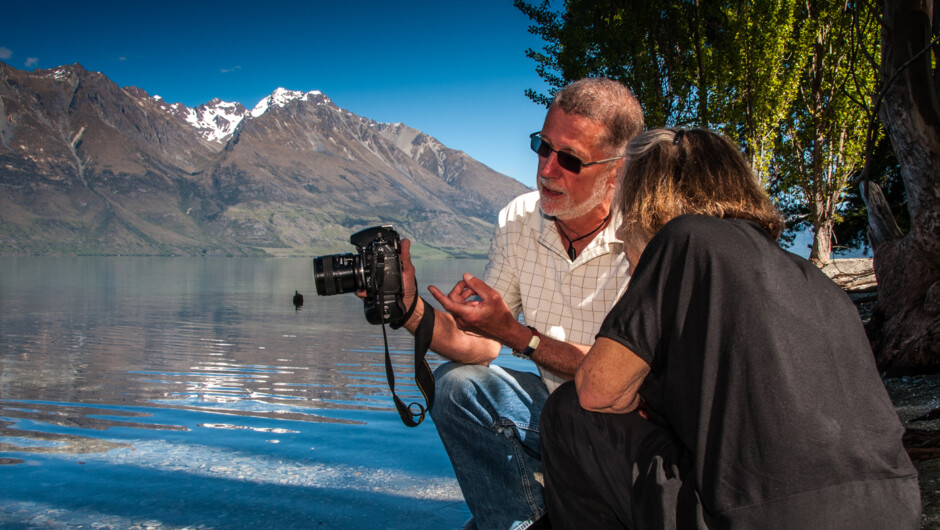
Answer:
[{"left": 293, "top": 290, "right": 304, "bottom": 308}]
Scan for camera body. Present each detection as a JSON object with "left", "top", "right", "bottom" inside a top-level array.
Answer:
[{"left": 313, "top": 225, "right": 405, "bottom": 325}]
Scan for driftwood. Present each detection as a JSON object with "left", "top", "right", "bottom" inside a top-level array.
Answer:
[
  {"left": 903, "top": 428, "right": 940, "bottom": 460},
  {"left": 819, "top": 258, "right": 878, "bottom": 323},
  {"left": 820, "top": 258, "right": 878, "bottom": 292},
  {"left": 912, "top": 407, "right": 940, "bottom": 423}
]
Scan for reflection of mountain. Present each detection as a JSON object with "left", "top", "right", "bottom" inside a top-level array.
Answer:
[
  {"left": 0, "top": 62, "right": 530, "bottom": 257},
  {"left": 0, "top": 257, "right": 466, "bottom": 423}
]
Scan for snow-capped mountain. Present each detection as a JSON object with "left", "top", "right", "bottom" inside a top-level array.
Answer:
[
  {"left": 0, "top": 61, "right": 529, "bottom": 257},
  {"left": 249, "top": 88, "right": 331, "bottom": 118},
  {"left": 147, "top": 88, "right": 335, "bottom": 144},
  {"left": 173, "top": 98, "right": 247, "bottom": 143}
]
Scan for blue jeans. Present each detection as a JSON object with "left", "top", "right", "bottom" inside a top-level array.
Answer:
[{"left": 430, "top": 362, "right": 550, "bottom": 530}]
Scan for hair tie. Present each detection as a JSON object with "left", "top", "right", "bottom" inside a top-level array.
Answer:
[{"left": 673, "top": 129, "right": 685, "bottom": 145}]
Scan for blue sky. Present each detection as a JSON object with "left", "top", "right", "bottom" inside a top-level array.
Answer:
[{"left": 1, "top": 1, "right": 556, "bottom": 188}]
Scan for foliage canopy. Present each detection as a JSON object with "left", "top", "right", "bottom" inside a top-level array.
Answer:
[{"left": 516, "top": 0, "right": 884, "bottom": 262}]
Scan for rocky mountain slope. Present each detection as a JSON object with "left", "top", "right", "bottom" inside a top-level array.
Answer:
[{"left": 0, "top": 62, "right": 530, "bottom": 257}]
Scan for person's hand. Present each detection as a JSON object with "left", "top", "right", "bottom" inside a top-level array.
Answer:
[
  {"left": 356, "top": 239, "right": 418, "bottom": 318},
  {"left": 398, "top": 238, "right": 418, "bottom": 312},
  {"left": 428, "top": 273, "right": 518, "bottom": 343}
]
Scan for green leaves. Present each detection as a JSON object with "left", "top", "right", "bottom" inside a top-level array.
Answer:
[{"left": 516, "top": 0, "right": 882, "bottom": 261}]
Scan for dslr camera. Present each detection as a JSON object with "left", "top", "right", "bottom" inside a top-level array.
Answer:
[{"left": 313, "top": 225, "right": 406, "bottom": 325}]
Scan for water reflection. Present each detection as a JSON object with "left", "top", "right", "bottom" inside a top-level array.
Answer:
[
  {"left": 0, "top": 401, "right": 155, "bottom": 460},
  {"left": 0, "top": 257, "right": 477, "bottom": 425},
  {"left": 0, "top": 256, "right": 485, "bottom": 527}
]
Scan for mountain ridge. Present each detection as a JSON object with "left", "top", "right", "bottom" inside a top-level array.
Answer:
[{"left": 0, "top": 61, "right": 531, "bottom": 257}]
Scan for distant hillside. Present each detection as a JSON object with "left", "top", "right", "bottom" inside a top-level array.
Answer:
[{"left": 0, "top": 62, "right": 531, "bottom": 257}]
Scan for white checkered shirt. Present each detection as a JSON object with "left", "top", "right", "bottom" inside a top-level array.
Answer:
[{"left": 484, "top": 191, "right": 631, "bottom": 393}]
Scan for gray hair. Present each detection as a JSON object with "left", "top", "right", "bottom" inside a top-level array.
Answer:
[{"left": 552, "top": 77, "right": 645, "bottom": 153}]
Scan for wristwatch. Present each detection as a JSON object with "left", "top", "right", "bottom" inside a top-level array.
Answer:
[{"left": 512, "top": 326, "right": 541, "bottom": 359}]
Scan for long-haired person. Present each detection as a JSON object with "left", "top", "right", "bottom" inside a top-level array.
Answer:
[{"left": 540, "top": 128, "right": 921, "bottom": 529}]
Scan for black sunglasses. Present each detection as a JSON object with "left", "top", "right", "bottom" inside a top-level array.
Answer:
[{"left": 529, "top": 132, "right": 624, "bottom": 174}]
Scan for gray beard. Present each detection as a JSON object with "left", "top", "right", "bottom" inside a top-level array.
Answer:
[{"left": 539, "top": 175, "right": 611, "bottom": 221}]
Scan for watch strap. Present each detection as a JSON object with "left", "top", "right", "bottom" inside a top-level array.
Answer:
[{"left": 512, "top": 326, "right": 540, "bottom": 359}]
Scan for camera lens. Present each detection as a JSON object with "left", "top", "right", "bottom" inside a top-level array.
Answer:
[{"left": 313, "top": 253, "right": 364, "bottom": 296}]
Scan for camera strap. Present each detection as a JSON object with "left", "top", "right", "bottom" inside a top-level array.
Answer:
[{"left": 381, "top": 297, "right": 435, "bottom": 427}]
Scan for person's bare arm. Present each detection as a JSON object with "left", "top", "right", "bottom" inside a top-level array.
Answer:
[
  {"left": 527, "top": 335, "right": 590, "bottom": 381},
  {"left": 402, "top": 296, "right": 501, "bottom": 365},
  {"left": 575, "top": 337, "right": 650, "bottom": 413},
  {"left": 429, "top": 273, "right": 590, "bottom": 380},
  {"left": 394, "top": 239, "right": 500, "bottom": 365}
]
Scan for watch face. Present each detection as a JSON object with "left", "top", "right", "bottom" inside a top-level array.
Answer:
[
  {"left": 512, "top": 327, "right": 539, "bottom": 359},
  {"left": 529, "top": 334, "right": 541, "bottom": 350}
]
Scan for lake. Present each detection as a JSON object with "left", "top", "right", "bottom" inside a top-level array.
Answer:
[{"left": 0, "top": 256, "right": 535, "bottom": 529}]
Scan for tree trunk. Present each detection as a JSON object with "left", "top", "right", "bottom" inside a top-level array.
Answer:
[
  {"left": 861, "top": 180, "right": 904, "bottom": 247},
  {"left": 810, "top": 217, "right": 833, "bottom": 266},
  {"left": 866, "top": 0, "right": 940, "bottom": 375}
]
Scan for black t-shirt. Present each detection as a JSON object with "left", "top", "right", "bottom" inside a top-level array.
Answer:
[{"left": 598, "top": 215, "right": 918, "bottom": 526}]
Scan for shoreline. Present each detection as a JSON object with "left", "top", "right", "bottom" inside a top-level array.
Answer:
[{"left": 885, "top": 374, "right": 940, "bottom": 529}]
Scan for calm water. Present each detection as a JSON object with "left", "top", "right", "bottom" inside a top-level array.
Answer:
[{"left": 0, "top": 257, "right": 531, "bottom": 529}]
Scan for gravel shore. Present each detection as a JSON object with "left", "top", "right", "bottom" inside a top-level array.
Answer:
[{"left": 885, "top": 374, "right": 940, "bottom": 529}]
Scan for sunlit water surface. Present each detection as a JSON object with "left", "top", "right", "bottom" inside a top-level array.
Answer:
[{"left": 0, "top": 257, "right": 533, "bottom": 529}]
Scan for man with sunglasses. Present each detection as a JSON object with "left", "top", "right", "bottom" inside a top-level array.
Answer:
[{"left": 396, "top": 77, "right": 644, "bottom": 529}]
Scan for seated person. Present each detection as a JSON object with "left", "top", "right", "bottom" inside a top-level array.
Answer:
[{"left": 538, "top": 128, "right": 921, "bottom": 529}]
